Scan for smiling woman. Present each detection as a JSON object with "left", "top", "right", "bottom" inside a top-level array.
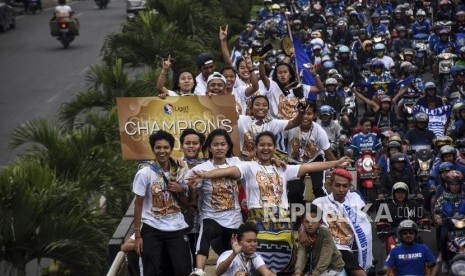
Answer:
[{"left": 186, "top": 131, "right": 352, "bottom": 273}]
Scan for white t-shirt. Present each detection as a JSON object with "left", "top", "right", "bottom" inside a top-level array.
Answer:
[
  {"left": 194, "top": 73, "right": 208, "bottom": 95},
  {"left": 287, "top": 122, "right": 330, "bottom": 163},
  {"left": 216, "top": 250, "right": 266, "bottom": 276},
  {"left": 237, "top": 161, "right": 300, "bottom": 209},
  {"left": 132, "top": 166, "right": 188, "bottom": 231},
  {"left": 55, "top": 5, "right": 72, "bottom": 17},
  {"left": 238, "top": 115, "right": 288, "bottom": 158},
  {"left": 316, "top": 119, "right": 343, "bottom": 146},
  {"left": 233, "top": 82, "right": 266, "bottom": 116},
  {"left": 266, "top": 80, "right": 312, "bottom": 120},
  {"left": 185, "top": 157, "right": 243, "bottom": 229}
]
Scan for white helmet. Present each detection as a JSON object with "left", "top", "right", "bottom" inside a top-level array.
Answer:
[
  {"left": 310, "top": 38, "right": 324, "bottom": 48},
  {"left": 325, "top": 78, "right": 338, "bottom": 86},
  {"left": 417, "top": 9, "right": 426, "bottom": 16}
]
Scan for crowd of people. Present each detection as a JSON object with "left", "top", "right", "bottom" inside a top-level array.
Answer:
[{"left": 124, "top": 0, "right": 465, "bottom": 275}]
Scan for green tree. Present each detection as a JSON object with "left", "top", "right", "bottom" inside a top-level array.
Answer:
[{"left": 0, "top": 158, "right": 115, "bottom": 275}]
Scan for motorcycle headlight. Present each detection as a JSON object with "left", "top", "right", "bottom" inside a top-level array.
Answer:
[
  {"left": 362, "top": 156, "right": 374, "bottom": 171},
  {"left": 452, "top": 219, "right": 465, "bottom": 229},
  {"left": 419, "top": 161, "right": 429, "bottom": 171}
]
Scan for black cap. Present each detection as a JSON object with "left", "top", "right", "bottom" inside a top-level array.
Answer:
[{"left": 196, "top": 53, "right": 214, "bottom": 68}]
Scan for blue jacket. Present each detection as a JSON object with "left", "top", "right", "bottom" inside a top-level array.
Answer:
[
  {"left": 366, "top": 23, "right": 388, "bottom": 38},
  {"left": 411, "top": 20, "right": 431, "bottom": 36},
  {"left": 429, "top": 160, "right": 465, "bottom": 189},
  {"left": 349, "top": 132, "right": 382, "bottom": 155}
]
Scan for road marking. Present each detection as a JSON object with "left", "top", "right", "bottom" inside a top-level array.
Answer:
[
  {"left": 75, "top": 12, "right": 83, "bottom": 17},
  {"left": 47, "top": 94, "right": 59, "bottom": 103}
]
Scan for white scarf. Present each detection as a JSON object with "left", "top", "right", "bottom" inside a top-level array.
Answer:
[{"left": 314, "top": 192, "right": 373, "bottom": 270}]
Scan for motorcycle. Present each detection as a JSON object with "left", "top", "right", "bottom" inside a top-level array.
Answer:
[
  {"left": 413, "top": 33, "right": 429, "bottom": 72},
  {"left": 342, "top": 85, "right": 357, "bottom": 128},
  {"left": 443, "top": 215, "right": 465, "bottom": 273},
  {"left": 95, "top": 0, "right": 109, "bottom": 9},
  {"left": 436, "top": 52, "right": 457, "bottom": 91},
  {"left": 356, "top": 150, "right": 378, "bottom": 202},
  {"left": 449, "top": 238, "right": 465, "bottom": 276},
  {"left": 415, "top": 148, "right": 434, "bottom": 187},
  {"left": 54, "top": 19, "right": 76, "bottom": 49},
  {"left": 27, "top": 0, "right": 39, "bottom": 14}
]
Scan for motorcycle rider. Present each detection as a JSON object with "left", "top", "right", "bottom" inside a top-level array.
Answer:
[
  {"left": 319, "top": 78, "right": 349, "bottom": 129},
  {"left": 429, "top": 145, "right": 465, "bottom": 192},
  {"left": 450, "top": 104, "right": 465, "bottom": 140},
  {"left": 335, "top": 45, "right": 361, "bottom": 86},
  {"left": 433, "top": 29, "right": 456, "bottom": 56},
  {"left": 347, "top": 10, "right": 364, "bottom": 38},
  {"left": 348, "top": 117, "right": 382, "bottom": 159},
  {"left": 377, "top": 153, "right": 421, "bottom": 200},
  {"left": 386, "top": 182, "right": 424, "bottom": 228},
  {"left": 377, "top": 139, "right": 414, "bottom": 175},
  {"left": 389, "top": 7, "right": 409, "bottom": 31},
  {"left": 258, "top": 0, "right": 273, "bottom": 21},
  {"left": 357, "top": 40, "right": 376, "bottom": 67},
  {"left": 434, "top": 170, "right": 465, "bottom": 272},
  {"left": 308, "top": 3, "right": 326, "bottom": 30},
  {"left": 325, "top": 0, "right": 344, "bottom": 17},
  {"left": 372, "top": 43, "right": 395, "bottom": 71},
  {"left": 366, "top": 12, "right": 388, "bottom": 39},
  {"left": 374, "top": 0, "right": 393, "bottom": 18},
  {"left": 456, "top": 47, "right": 465, "bottom": 67},
  {"left": 444, "top": 65, "right": 465, "bottom": 103},
  {"left": 411, "top": 9, "right": 431, "bottom": 37},
  {"left": 331, "top": 20, "right": 354, "bottom": 46},
  {"left": 366, "top": 60, "right": 396, "bottom": 100},
  {"left": 391, "top": 27, "right": 414, "bottom": 57},
  {"left": 456, "top": 139, "right": 465, "bottom": 166},
  {"left": 437, "top": 0, "right": 455, "bottom": 21},
  {"left": 453, "top": 11, "right": 465, "bottom": 34},
  {"left": 384, "top": 220, "right": 436, "bottom": 276},
  {"left": 415, "top": 82, "right": 445, "bottom": 110},
  {"left": 350, "top": 28, "right": 368, "bottom": 58},
  {"left": 317, "top": 105, "right": 344, "bottom": 157},
  {"left": 405, "top": 112, "right": 437, "bottom": 151}
]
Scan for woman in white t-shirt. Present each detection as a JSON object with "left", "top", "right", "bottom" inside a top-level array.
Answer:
[
  {"left": 187, "top": 131, "right": 351, "bottom": 273},
  {"left": 132, "top": 130, "right": 192, "bottom": 276},
  {"left": 259, "top": 61, "right": 324, "bottom": 120},
  {"left": 216, "top": 223, "right": 275, "bottom": 276},
  {"left": 156, "top": 55, "right": 196, "bottom": 98},
  {"left": 185, "top": 129, "right": 243, "bottom": 276},
  {"left": 238, "top": 95, "right": 304, "bottom": 159}
]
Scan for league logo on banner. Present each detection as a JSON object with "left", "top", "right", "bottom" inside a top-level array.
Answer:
[{"left": 116, "top": 95, "right": 240, "bottom": 160}]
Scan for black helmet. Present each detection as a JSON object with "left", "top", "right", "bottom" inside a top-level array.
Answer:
[
  {"left": 414, "top": 112, "right": 429, "bottom": 124},
  {"left": 391, "top": 152, "right": 406, "bottom": 163},
  {"left": 387, "top": 141, "right": 402, "bottom": 151},
  {"left": 397, "top": 219, "right": 418, "bottom": 239}
]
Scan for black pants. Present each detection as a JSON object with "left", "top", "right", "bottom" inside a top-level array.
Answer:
[
  {"left": 141, "top": 225, "right": 192, "bottom": 276},
  {"left": 197, "top": 218, "right": 235, "bottom": 257},
  {"left": 288, "top": 155, "right": 325, "bottom": 230}
]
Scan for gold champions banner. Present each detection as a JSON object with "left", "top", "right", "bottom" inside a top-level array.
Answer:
[{"left": 116, "top": 95, "right": 240, "bottom": 160}]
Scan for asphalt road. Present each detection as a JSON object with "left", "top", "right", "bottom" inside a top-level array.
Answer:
[{"left": 0, "top": 0, "right": 127, "bottom": 165}]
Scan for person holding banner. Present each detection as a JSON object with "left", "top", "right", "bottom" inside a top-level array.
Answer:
[
  {"left": 132, "top": 130, "right": 192, "bottom": 276},
  {"left": 206, "top": 72, "right": 228, "bottom": 96},
  {"left": 156, "top": 55, "right": 197, "bottom": 98},
  {"left": 187, "top": 131, "right": 352, "bottom": 273}
]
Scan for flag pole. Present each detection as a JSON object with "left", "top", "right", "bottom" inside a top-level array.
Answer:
[{"left": 284, "top": 13, "right": 301, "bottom": 83}]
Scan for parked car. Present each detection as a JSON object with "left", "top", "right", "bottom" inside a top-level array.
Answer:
[
  {"left": 126, "top": 0, "right": 146, "bottom": 20},
  {"left": 0, "top": 0, "right": 15, "bottom": 32}
]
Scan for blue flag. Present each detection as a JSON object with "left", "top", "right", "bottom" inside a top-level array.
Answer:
[{"left": 293, "top": 35, "right": 316, "bottom": 100}]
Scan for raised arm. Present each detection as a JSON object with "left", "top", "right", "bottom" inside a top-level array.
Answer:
[
  {"left": 354, "top": 89, "right": 379, "bottom": 112},
  {"left": 285, "top": 104, "right": 305, "bottom": 130},
  {"left": 259, "top": 57, "right": 270, "bottom": 90},
  {"left": 244, "top": 55, "right": 260, "bottom": 97},
  {"left": 156, "top": 55, "right": 171, "bottom": 98},
  {"left": 219, "top": 25, "right": 234, "bottom": 68},
  {"left": 306, "top": 64, "right": 324, "bottom": 93},
  {"left": 297, "top": 156, "right": 352, "bottom": 178}
]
